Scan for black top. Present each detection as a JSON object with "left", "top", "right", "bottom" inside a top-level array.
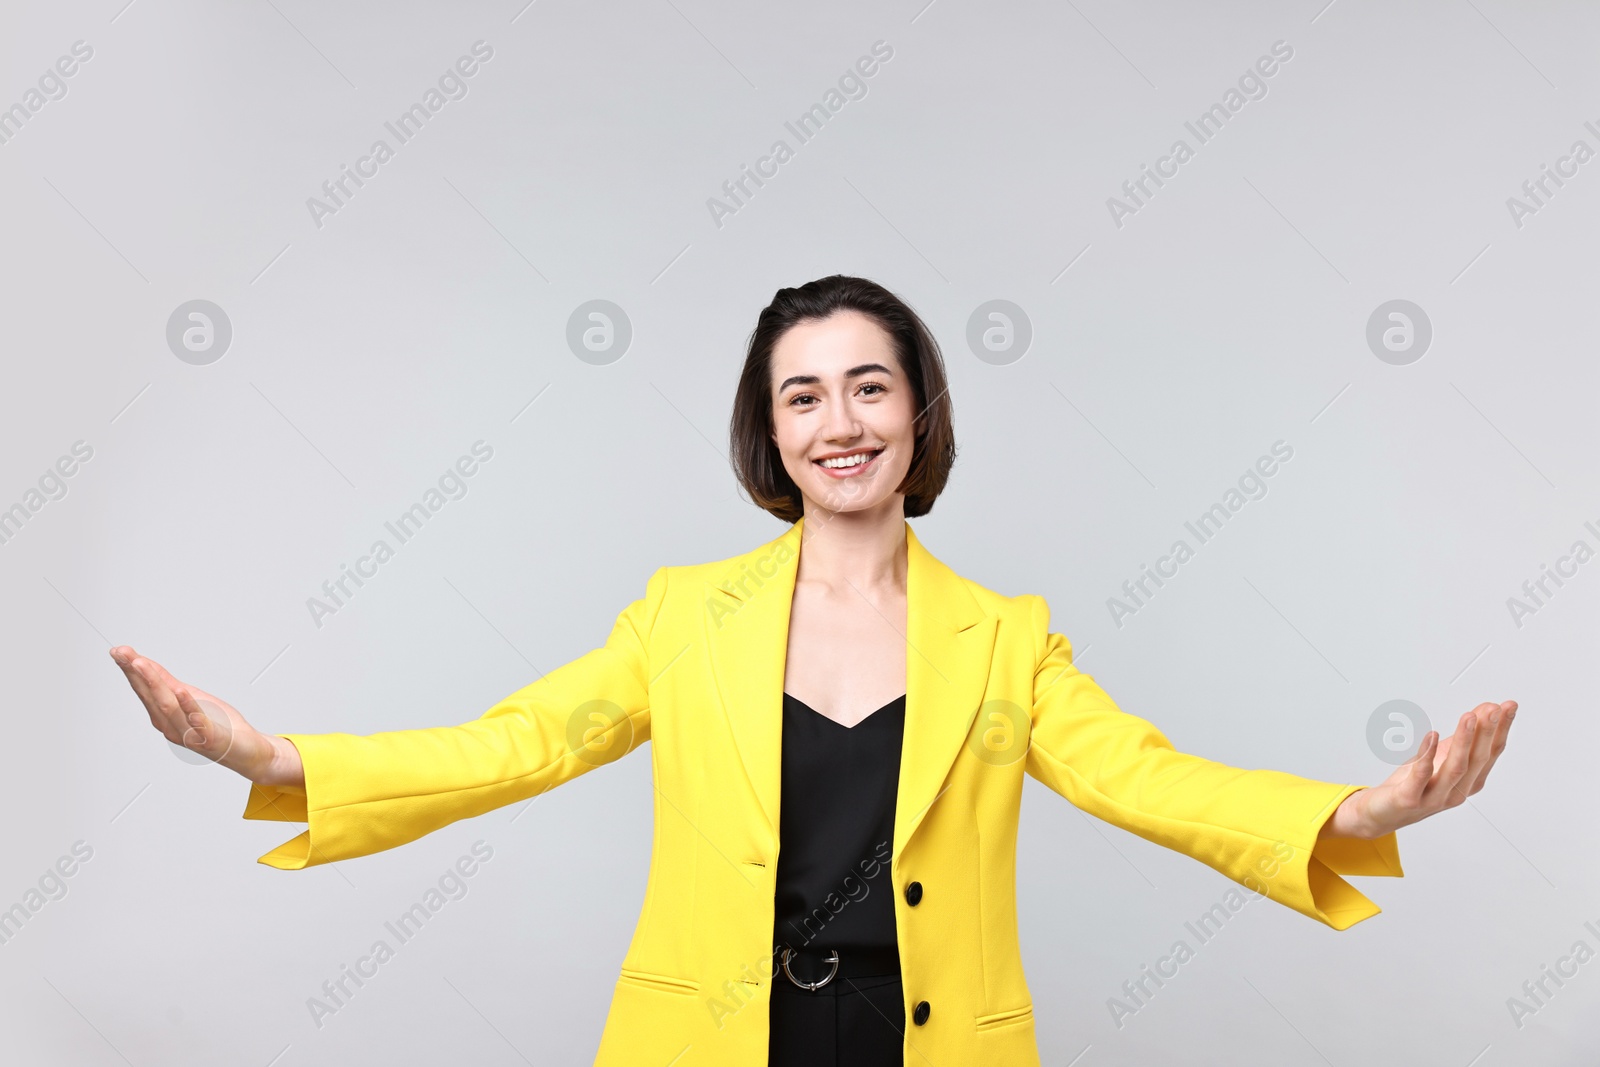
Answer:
[{"left": 771, "top": 691, "right": 907, "bottom": 958}]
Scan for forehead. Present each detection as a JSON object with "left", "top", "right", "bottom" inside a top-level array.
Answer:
[{"left": 770, "top": 310, "right": 897, "bottom": 380}]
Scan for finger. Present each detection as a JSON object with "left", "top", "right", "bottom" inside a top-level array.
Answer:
[
  {"left": 1429, "top": 711, "right": 1479, "bottom": 808},
  {"left": 1447, "top": 710, "right": 1492, "bottom": 802},
  {"left": 112, "top": 647, "right": 164, "bottom": 721},
  {"left": 141, "top": 655, "right": 194, "bottom": 700},
  {"left": 1473, "top": 702, "right": 1500, "bottom": 753},
  {"left": 174, "top": 689, "right": 213, "bottom": 751},
  {"left": 178, "top": 688, "right": 238, "bottom": 762},
  {"left": 1412, "top": 731, "right": 1438, "bottom": 773},
  {"left": 1403, "top": 732, "right": 1437, "bottom": 802},
  {"left": 131, "top": 656, "right": 183, "bottom": 727},
  {"left": 1465, "top": 705, "right": 1498, "bottom": 775},
  {"left": 1429, "top": 731, "right": 1452, "bottom": 775},
  {"left": 181, "top": 682, "right": 223, "bottom": 709},
  {"left": 1467, "top": 701, "right": 1516, "bottom": 794}
]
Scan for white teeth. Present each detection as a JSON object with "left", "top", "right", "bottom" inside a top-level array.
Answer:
[{"left": 818, "top": 449, "right": 879, "bottom": 469}]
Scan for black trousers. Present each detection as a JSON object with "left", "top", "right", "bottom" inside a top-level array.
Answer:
[{"left": 768, "top": 971, "right": 905, "bottom": 1066}]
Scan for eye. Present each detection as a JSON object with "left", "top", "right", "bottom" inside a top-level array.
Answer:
[
  {"left": 860, "top": 383, "right": 886, "bottom": 397},
  {"left": 788, "top": 393, "right": 817, "bottom": 407}
]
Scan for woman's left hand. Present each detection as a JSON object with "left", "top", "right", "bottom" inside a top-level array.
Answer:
[{"left": 1321, "top": 701, "right": 1517, "bottom": 840}]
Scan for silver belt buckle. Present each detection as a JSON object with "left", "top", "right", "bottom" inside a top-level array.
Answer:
[{"left": 779, "top": 945, "right": 839, "bottom": 990}]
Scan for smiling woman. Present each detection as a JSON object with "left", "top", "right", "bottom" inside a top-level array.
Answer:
[
  {"left": 729, "top": 275, "right": 956, "bottom": 526},
  {"left": 112, "top": 273, "right": 1516, "bottom": 1067}
]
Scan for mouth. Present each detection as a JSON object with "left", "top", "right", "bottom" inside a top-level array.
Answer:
[{"left": 814, "top": 446, "right": 885, "bottom": 478}]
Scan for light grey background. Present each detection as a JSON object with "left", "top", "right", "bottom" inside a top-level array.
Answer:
[{"left": 2, "top": 0, "right": 1595, "bottom": 1064}]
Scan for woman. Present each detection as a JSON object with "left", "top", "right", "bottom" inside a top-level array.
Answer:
[{"left": 112, "top": 275, "right": 1515, "bottom": 1066}]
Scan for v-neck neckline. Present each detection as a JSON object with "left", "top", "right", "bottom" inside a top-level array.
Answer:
[{"left": 783, "top": 692, "right": 906, "bottom": 731}]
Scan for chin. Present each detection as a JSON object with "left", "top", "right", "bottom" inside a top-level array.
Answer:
[{"left": 808, "top": 475, "right": 904, "bottom": 515}]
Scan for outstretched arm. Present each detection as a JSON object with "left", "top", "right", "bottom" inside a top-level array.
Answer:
[
  {"left": 114, "top": 566, "right": 669, "bottom": 870},
  {"left": 1021, "top": 594, "right": 1474, "bottom": 931}
]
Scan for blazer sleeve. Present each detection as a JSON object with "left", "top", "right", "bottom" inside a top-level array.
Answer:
[
  {"left": 1021, "top": 595, "right": 1402, "bottom": 931},
  {"left": 241, "top": 565, "right": 669, "bottom": 870}
]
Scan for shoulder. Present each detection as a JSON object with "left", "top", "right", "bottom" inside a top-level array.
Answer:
[
  {"left": 943, "top": 570, "right": 1057, "bottom": 672},
  {"left": 653, "top": 554, "right": 771, "bottom": 596},
  {"left": 945, "top": 567, "right": 1052, "bottom": 637},
  {"left": 656, "top": 527, "right": 800, "bottom": 593},
  {"left": 951, "top": 569, "right": 1031, "bottom": 616},
  {"left": 680, "top": 540, "right": 789, "bottom": 577}
]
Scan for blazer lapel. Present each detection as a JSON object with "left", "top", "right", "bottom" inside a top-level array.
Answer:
[
  {"left": 896, "top": 522, "right": 998, "bottom": 862},
  {"left": 701, "top": 519, "right": 803, "bottom": 848},
  {"left": 702, "top": 515, "right": 998, "bottom": 864}
]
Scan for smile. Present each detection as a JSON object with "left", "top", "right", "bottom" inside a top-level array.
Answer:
[{"left": 814, "top": 447, "right": 884, "bottom": 477}]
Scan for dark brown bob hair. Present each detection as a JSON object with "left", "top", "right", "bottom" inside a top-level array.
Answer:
[{"left": 729, "top": 274, "right": 956, "bottom": 524}]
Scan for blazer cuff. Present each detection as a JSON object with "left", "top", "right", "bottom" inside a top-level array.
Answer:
[
  {"left": 1297, "top": 785, "right": 1404, "bottom": 931},
  {"left": 240, "top": 735, "right": 322, "bottom": 870},
  {"left": 1310, "top": 830, "right": 1403, "bottom": 878},
  {"left": 242, "top": 782, "right": 306, "bottom": 821}
]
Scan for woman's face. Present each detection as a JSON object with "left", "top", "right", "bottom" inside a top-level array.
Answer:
[{"left": 768, "top": 309, "right": 921, "bottom": 518}]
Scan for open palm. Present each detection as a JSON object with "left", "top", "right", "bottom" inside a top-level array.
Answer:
[
  {"left": 1346, "top": 700, "right": 1517, "bottom": 838},
  {"left": 110, "top": 646, "right": 278, "bottom": 780}
]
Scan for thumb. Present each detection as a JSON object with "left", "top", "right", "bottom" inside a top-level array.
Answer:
[
  {"left": 175, "top": 689, "right": 236, "bottom": 763},
  {"left": 1400, "top": 731, "right": 1437, "bottom": 800}
]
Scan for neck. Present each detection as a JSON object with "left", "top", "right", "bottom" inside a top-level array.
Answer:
[{"left": 796, "top": 503, "right": 908, "bottom": 595}]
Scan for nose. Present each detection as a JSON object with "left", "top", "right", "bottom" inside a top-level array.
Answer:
[{"left": 821, "top": 393, "right": 861, "bottom": 441}]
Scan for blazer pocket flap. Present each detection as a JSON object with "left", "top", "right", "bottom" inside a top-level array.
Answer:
[
  {"left": 974, "top": 1003, "right": 1034, "bottom": 1031},
  {"left": 618, "top": 966, "right": 700, "bottom": 996}
]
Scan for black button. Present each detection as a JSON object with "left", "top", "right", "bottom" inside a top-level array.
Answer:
[
  {"left": 912, "top": 1000, "right": 930, "bottom": 1025},
  {"left": 905, "top": 881, "right": 923, "bottom": 906}
]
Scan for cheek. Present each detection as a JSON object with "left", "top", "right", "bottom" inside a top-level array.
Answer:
[
  {"left": 769, "top": 414, "right": 795, "bottom": 452},
  {"left": 772, "top": 426, "right": 813, "bottom": 476}
]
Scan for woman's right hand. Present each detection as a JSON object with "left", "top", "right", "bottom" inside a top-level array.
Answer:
[{"left": 110, "top": 646, "right": 304, "bottom": 788}]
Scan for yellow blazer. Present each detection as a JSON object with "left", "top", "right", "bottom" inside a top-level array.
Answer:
[{"left": 243, "top": 516, "right": 1402, "bottom": 1065}]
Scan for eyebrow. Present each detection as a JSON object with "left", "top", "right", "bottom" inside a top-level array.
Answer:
[{"left": 777, "top": 362, "right": 896, "bottom": 393}]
